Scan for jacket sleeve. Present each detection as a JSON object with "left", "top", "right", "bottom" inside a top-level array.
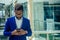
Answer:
[
  {"left": 3, "top": 18, "right": 11, "bottom": 36},
  {"left": 25, "top": 20, "right": 32, "bottom": 36}
]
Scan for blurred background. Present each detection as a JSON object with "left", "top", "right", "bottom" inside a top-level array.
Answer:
[{"left": 0, "top": 0, "right": 60, "bottom": 40}]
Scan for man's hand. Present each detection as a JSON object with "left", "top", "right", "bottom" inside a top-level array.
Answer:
[
  {"left": 11, "top": 29, "right": 28, "bottom": 36},
  {"left": 18, "top": 29, "right": 28, "bottom": 35},
  {"left": 11, "top": 30, "right": 19, "bottom": 35}
]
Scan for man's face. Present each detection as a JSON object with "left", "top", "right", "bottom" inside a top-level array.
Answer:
[{"left": 15, "top": 10, "right": 23, "bottom": 19}]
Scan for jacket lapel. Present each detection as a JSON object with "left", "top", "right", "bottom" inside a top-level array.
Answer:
[
  {"left": 20, "top": 17, "right": 24, "bottom": 29},
  {"left": 13, "top": 17, "right": 17, "bottom": 29}
]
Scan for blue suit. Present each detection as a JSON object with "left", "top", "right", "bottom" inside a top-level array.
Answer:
[{"left": 4, "top": 16, "right": 32, "bottom": 40}]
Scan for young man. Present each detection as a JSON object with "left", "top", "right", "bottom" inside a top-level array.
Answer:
[{"left": 4, "top": 3, "right": 32, "bottom": 40}]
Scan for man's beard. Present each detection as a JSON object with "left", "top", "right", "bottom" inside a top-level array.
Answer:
[{"left": 16, "top": 16, "right": 22, "bottom": 20}]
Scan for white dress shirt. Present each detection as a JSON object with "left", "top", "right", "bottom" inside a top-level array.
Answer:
[{"left": 15, "top": 17, "right": 23, "bottom": 29}]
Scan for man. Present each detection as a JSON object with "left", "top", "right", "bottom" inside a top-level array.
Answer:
[{"left": 4, "top": 3, "right": 32, "bottom": 40}]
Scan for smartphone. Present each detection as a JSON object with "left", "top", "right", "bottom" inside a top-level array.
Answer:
[{"left": 16, "top": 28, "right": 21, "bottom": 32}]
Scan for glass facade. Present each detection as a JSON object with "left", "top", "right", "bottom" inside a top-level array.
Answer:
[{"left": 32, "top": 1, "right": 60, "bottom": 40}]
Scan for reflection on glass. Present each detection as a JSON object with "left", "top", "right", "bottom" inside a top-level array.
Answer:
[
  {"left": 54, "top": 3, "right": 60, "bottom": 30},
  {"left": 34, "top": 34, "right": 47, "bottom": 40},
  {"left": 32, "top": 2, "right": 45, "bottom": 31}
]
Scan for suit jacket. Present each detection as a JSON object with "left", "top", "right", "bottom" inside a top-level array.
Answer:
[{"left": 3, "top": 16, "right": 32, "bottom": 40}]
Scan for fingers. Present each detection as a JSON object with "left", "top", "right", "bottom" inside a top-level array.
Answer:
[
  {"left": 18, "top": 29, "right": 27, "bottom": 35},
  {"left": 11, "top": 29, "right": 27, "bottom": 36},
  {"left": 20, "top": 29, "right": 24, "bottom": 31},
  {"left": 14, "top": 33, "right": 19, "bottom": 35},
  {"left": 11, "top": 30, "right": 18, "bottom": 35}
]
